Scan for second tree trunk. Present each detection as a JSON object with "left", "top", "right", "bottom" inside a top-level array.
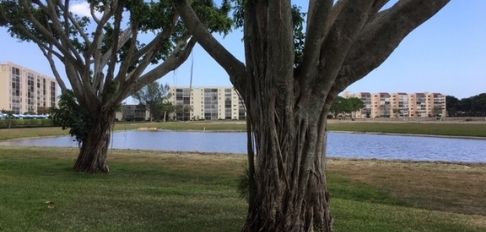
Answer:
[{"left": 73, "top": 110, "right": 115, "bottom": 173}]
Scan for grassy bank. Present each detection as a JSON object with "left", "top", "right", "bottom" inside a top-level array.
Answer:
[
  {"left": 1, "top": 120, "right": 486, "bottom": 141},
  {"left": 0, "top": 147, "right": 485, "bottom": 231},
  {"left": 0, "top": 121, "right": 246, "bottom": 141},
  {"left": 327, "top": 121, "right": 486, "bottom": 138}
]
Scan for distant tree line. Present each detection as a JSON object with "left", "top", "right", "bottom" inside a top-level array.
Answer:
[
  {"left": 447, "top": 93, "right": 486, "bottom": 117},
  {"left": 133, "top": 83, "right": 174, "bottom": 122},
  {"left": 330, "top": 96, "right": 365, "bottom": 119}
]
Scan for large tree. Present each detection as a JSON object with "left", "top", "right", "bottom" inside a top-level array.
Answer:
[
  {"left": 175, "top": 0, "right": 450, "bottom": 231},
  {"left": 133, "top": 82, "right": 172, "bottom": 121},
  {"left": 330, "top": 96, "right": 364, "bottom": 119},
  {"left": 0, "top": 0, "right": 230, "bottom": 173}
]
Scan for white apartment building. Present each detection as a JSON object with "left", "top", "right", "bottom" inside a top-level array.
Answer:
[
  {"left": 0, "top": 62, "right": 57, "bottom": 114},
  {"left": 344, "top": 92, "right": 446, "bottom": 119},
  {"left": 169, "top": 87, "right": 246, "bottom": 120}
]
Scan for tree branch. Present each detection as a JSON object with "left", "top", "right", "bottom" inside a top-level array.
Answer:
[
  {"left": 311, "top": 0, "right": 375, "bottom": 95},
  {"left": 133, "top": 37, "right": 197, "bottom": 93},
  {"left": 38, "top": 44, "right": 67, "bottom": 92},
  {"left": 106, "top": 38, "right": 196, "bottom": 109},
  {"left": 96, "top": 2, "right": 123, "bottom": 93},
  {"left": 368, "top": 0, "right": 390, "bottom": 18},
  {"left": 331, "top": 0, "right": 450, "bottom": 94},
  {"left": 98, "top": 29, "right": 131, "bottom": 71},
  {"left": 175, "top": 0, "right": 247, "bottom": 90},
  {"left": 114, "top": 21, "right": 139, "bottom": 85},
  {"left": 133, "top": 13, "right": 177, "bottom": 63},
  {"left": 88, "top": 1, "right": 114, "bottom": 60},
  {"left": 61, "top": 0, "right": 90, "bottom": 46},
  {"left": 298, "top": 0, "right": 332, "bottom": 80},
  {"left": 44, "top": 1, "right": 86, "bottom": 66},
  {"left": 19, "top": 0, "right": 84, "bottom": 71}
]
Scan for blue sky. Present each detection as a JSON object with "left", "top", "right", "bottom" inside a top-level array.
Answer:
[{"left": 0, "top": 1, "right": 485, "bottom": 99}]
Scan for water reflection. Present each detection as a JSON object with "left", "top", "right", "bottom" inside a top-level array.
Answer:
[{"left": 1, "top": 131, "right": 485, "bottom": 163}]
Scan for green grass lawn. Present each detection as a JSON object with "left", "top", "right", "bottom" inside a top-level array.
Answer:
[
  {"left": 0, "top": 120, "right": 485, "bottom": 141},
  {"left": 0, "top": 147, "right": 485, "bottom": 231}
]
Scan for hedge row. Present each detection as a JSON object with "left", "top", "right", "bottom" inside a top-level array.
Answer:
[{"left": 0, "top": 119, "right": 54, "bottom": 128}]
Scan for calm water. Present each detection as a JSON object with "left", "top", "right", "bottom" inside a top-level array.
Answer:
[{"left": 1, "top": 131, "right": 485, "bottom": 163}]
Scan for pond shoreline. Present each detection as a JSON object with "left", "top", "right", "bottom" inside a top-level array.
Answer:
[
  {"left": 1, "top": 145, "right": 485, "bottom": 166},
  {"left": 2, "top": 130, "right": 485, "bottom": 164},
  {"left": 152, "top": 128, "right": 486, "bottom": 140},
  {"left": 2, "top": 128, "right": 486, "bottom": 141},
  {"left": 331, "top": 130, "right": 486, "bottom": 140}
]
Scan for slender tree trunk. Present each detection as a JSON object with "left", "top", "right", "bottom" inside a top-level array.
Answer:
[
  {"left": 242, "top": 93, "right": 332, "bottom": 231},
  {"left": 73, "top": 110, "right": 115, "bottom": 173}
]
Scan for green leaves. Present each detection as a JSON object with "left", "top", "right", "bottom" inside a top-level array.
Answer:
[
  {"left": 331, "top": 96, "right": 365, "bottom": 117},
  {"left": 191, "top": 0, "right": 233, "bottom": 35},
  {"left": 292, "top": 5, "right": 305, "bottom": 67},
  {"left": 50, "top": 91, "right": 93, "bottom": 144},
  {"left": 133, "top": 83, "right": 173, "bottom": 121}
]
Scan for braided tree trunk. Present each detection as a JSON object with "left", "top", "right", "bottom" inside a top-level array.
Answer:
[
  {"left": 175, "top": 0, "right": 450, "bottom": 231},
  {"left": 73, "top": 109, "right": 115, "bottom": 173},
  {"left": 241, "top": 73, "right": 334, "bottom": 231}
]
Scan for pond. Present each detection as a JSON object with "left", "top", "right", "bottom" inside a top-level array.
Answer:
[{"left": 1, "top": 131, "right": 485, "bottom": 163}]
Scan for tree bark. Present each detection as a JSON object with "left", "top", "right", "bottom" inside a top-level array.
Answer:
[
  {"left": 242, "top": 90, "right": 332, "bottom": 231},
  {"left": 174, "top": 1, "right": 450, "bottom": 231},
  {"left": 73, "top": 109, "right": 115, "bottom": 173}
]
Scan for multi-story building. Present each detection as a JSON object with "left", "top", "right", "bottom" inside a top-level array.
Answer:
[
  {"left": 391, "top": 92, "right": 410, "bottom": 118},
  {"left": 169, "top": 87, "right": 246, "bottom": 120},
  {"left": 371, "top": 93, "right": 391, "bottom": 118},
  {"left": 345, "top": 92, "right": 446, "bottom": 119},
  {"left": 0, "top": 62, "right": 57, "bottom": 114},
  {"left": 409, "top": 93, "right": 428, "bottom": 117},
  {"left": 425, "top": 93, "right": 447, "bottom": 117}
]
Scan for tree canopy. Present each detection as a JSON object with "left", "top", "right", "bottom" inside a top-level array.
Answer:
[
  {"left": 330, "top": 96, "right": 365, "bottom": 118},
  {"left": 0, "top": 0, "right": 232, "bottom": 173},
  {"left": 133, "top": 82, "right": 173, "bottom": 121},
  {"left": 447, "top": 93, "right": 486, "bottom": 117},
  {"left": 0, "top": 0, "right": 231, "bottom": 111}
]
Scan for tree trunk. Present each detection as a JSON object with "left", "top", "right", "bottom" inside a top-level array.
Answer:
[
  {"left": 73, "top": 110, "right": 115, "bottom": 173},
  {"left": 174, "top": 1, "right": 450, "bottom": 231},
  {"left": 242, "top": 97, "right": 332, "bottom": 232}
]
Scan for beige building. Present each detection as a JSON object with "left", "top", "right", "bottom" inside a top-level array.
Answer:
[
  {"left": 425, "top": 93, "right": 447, "bottom": 117},
  {"left": 371, "top": 92, "right": 392, "bottom": 118},
  {"left": 409, "top": 93, "right": 428, "bottom": 117},
  {"left": 391, "top": 92, "right": 410, "bottom": 118},
  {"left": 169, "top": 87, "right": 246, "bottom": 120},
  {"left": 0, "top": 62, "right": 57, "bottom": 114},
  {"left": 344, "top": 92, "right": 446, "bottom": 119}
]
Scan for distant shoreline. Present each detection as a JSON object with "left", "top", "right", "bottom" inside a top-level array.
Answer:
[{"left": 2, "top": 128, "right": 486, "bottom": 141}]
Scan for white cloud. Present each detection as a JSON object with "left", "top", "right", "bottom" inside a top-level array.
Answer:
[
  {"left": 69, "top": 1, "right": 102, "bottom": 18},
  {"left": 69, "top": 2, "right": 91, "bottom": 17}
]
